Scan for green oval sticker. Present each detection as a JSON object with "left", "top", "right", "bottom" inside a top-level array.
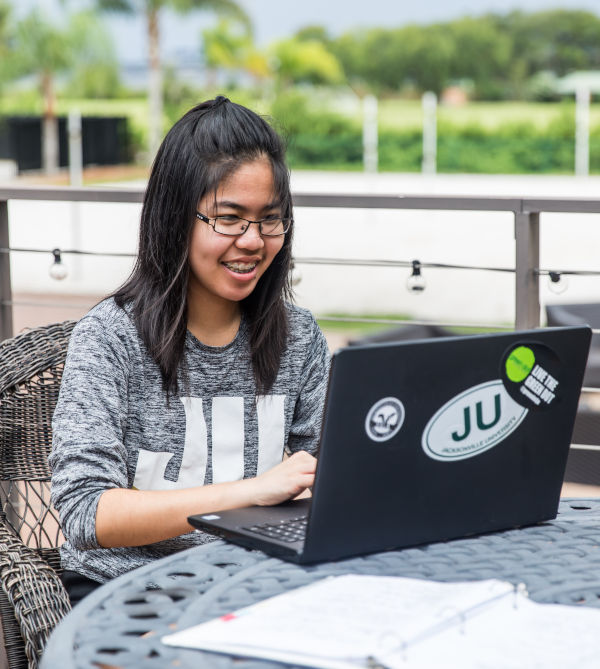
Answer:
[{"left": 505, "top": 345, "right": 535, "bottom": 382}]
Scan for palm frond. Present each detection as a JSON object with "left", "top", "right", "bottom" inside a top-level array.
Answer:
[{"left": 169, "top": 0, "right": 251, "bottom": 31}]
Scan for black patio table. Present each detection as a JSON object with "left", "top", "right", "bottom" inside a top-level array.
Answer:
[{"left": 41, "top": 498, "right": 600, "bottom": 669}]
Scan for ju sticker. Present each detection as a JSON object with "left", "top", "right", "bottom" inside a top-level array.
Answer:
[{"left": 501, "top": 342, "right": 562, "bottom": 410}]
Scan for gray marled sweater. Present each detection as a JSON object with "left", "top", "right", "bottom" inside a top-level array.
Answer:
[{"left": 50, "top": 298, "right": 330, "bottom": 583}]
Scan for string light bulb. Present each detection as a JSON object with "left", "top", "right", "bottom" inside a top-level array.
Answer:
[
  {"left": 406, "top": 260, "right": 426, "bottom": 294},
  {"left": 49, "top": 248, "right": 68, "bottom": 280},
  {"left": 548, "top": 271, "right": 568, "bottom": 295}
]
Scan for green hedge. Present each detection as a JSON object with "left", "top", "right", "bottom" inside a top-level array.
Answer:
[
  {"left": 281, "top": 118, "right": 600, "bottom": 173},
  {"left": 286, "top": 132, "right": 363, "bottom": 168},
  {"left": 436, "top": 135, "right": 576, "bottom": 173}
]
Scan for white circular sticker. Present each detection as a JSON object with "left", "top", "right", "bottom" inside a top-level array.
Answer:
[
  {"left": 422, "top": 380, "right": 528, "bottom": 461},
  {"left": 365, "top": 397, "right": 405, "bottom": 442}
]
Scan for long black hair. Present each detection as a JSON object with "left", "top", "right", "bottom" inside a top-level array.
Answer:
[{"left": 113, "top": 96, "right": 293, "bottom": 396}]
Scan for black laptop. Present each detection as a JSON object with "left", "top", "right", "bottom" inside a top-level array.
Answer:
[{"left": 188, "top": 326, "right": 591, "bottom": 564}]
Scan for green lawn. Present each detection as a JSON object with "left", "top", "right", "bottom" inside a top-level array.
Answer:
[
  {"left": 316, "top": 314, "right": 508, "bottom": 342},
  {"left": 0, "top": 93, "right": 145, "bottom": 117},
  {"left": 317, "top": 313, "right": 412, "bottom": 333},
  {"left": 377, "top": 99, "right": 600, "bottom": 131},
  {"left": 3, "top": 93, "right": 596, "bottom": 133},
  {"left": 54, "top": 98, "right": 148, "bottom": 125}
]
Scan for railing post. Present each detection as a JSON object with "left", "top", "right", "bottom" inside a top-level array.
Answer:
[
  {"left": 0, "top": 199, "right": 13, "bottom": 341},
  {"left": 514, "top": 211, "right": 540, "bottom": 330}
]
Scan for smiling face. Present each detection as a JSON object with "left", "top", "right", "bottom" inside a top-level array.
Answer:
[{"left": 187, "top": 156, "right": 285, "bottom": 320}]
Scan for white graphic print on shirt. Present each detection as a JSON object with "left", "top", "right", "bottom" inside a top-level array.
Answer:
[{"left": 132, "top": 395, "right": 286, "bottom": 490}]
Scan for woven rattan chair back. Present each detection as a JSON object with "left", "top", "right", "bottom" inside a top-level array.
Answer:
[{"left": 0, "top": 321, "right": 76, "bottom": 669}]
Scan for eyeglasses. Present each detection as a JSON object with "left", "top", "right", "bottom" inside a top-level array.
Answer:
[{"left": 195, "top": 212, "right": 292, "bottom": 237}]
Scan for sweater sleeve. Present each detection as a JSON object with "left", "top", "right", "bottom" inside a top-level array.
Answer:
[
  {"left": 50, "top": 313, "right": 132, "bottom": 551},
  {"left": 287, "top": 317, "right": 331, "bottom": 455}
]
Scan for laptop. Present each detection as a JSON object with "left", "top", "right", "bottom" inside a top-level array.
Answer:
[{"left": 188, "top": 325, "right": 591, "bottom": 564}]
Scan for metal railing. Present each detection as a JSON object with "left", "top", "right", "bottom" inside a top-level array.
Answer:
[
  {"left": 2, "top": 185, "right": 600, "bottom": 467},
  {"left": 2, "top": 184, "right": 600, "bottom": 341}
]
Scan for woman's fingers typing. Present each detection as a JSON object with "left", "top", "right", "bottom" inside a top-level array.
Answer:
[{"left": 251, "top": 451, "right": 316, "bottom": 506}]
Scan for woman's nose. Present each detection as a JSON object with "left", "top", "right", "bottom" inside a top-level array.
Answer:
[{"left": 235, "top": 222, "right": 264, "bottom": 249}]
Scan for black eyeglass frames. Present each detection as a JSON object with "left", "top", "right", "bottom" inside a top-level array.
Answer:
[{"left": 195, "top": 212, "right": 292, "bottom": 237}]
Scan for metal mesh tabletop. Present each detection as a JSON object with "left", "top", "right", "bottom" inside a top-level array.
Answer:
[{"left": 42, "top": 498, "right": 600, "bottom": 668}]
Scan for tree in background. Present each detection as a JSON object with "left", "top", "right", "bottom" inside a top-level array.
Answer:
[
  {"left": 331, "top": 24, "right": 452, "bottom": 95},
  {"left": 13, "top": 8, "right": 122, "bottom": 174},
  {"left": 270, "top": 37, "right": 344, "bottom": 88},
  {"left": 494, "top": 10, "right": 600, "bottom": 98},
  {"left": 202, "top": 19, "right": 268, "bottom": 88},
  {"left": 499, "top": 10, "right": 600, "bottom": 77},
  {"left": 65, "top": 10, "right": 122, "bottom": 99},
  {"left": 393, "top": 24, "right": 454, "bottom": 95},
  {"left": 15, "top": 9, "right": 74, "bottom": 174},
  {"left": 294, "top": 25, "right": 331, "bottom": 44},
  {"left": 94, "top": 0, "right": 250, "bottom": 160},
  {"left": 444, "top": 16, "right": 511, "bottom": 99},
  {"left": 328, "top": 9, "right": 600, "bottom": 98}
]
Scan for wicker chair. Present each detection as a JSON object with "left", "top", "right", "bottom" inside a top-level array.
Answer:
[{"left": 0, "top": 321, "right": 76, "bottom": 669}]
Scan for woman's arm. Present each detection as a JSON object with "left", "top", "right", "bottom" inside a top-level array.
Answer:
[
  {"left": 95, "top": 450, "right": 316, "bottom": 547},
  {"left": 52, "top": 305, "right": 323, "bottom": 553}
]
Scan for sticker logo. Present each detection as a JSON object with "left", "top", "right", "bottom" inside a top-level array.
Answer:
[
  {"left": 365, "top": 397, "right": 405, "bottom": 442},
  {"left": 502, "top": 343, "right": 561, "bottom": 411},
  {"left": 506, "top": 345, "right": 536, "bottom": 382},
  {"left": 422, "top": 380, "right": 528, "bottom": 461}
]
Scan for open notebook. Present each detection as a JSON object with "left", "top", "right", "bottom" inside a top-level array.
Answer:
[{"left": 163, "top": 574, "right": 600, "bottom": 668}]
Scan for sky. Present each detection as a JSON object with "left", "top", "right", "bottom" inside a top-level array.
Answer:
[{"left": 16, "top": 0, "right": 600, "bottom": 65}]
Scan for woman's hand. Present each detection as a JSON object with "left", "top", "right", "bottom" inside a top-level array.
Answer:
[{"left": 249, "top": 451, "right": 317, "bottom": 507}]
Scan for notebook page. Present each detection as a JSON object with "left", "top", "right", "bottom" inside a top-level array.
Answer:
[
  {"left": 391, "top": 593, "right": 600, "bottom": 669},
  {"left": 163, "top": 575, "right": 514, "bottom": 666}
]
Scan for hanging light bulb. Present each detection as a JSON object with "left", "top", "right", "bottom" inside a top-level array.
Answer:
[
  {"left": 406, "top": 260, "right": 426, "bottom": 294},
  {"left": 49, "top": 248, "right": 68, "bottom": 280},
  {"left": 548, "top": 271, "right": 568, "bottom": 295}
]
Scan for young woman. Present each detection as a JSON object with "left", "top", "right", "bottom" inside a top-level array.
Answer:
[{"left": 50, "top": 96, "right": 330, "bottom": 604}]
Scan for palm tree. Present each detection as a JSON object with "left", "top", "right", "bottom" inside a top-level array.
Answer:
[
  {"left": 95, "top": 0, "right": 250, "bottom": 159},
  {"left": 15, "top": 10, "right": 74, "bottom": 174},
  {"left": 16, "top": 8, "right": 121, "bottom": 175},
  {"left": 202, "top": 19, "right": 270, "bottom": 88}
]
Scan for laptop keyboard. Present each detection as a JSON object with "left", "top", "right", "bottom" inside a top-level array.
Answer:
[{"left": 243, "top": 515, "right": 308, "bottom": 543}]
